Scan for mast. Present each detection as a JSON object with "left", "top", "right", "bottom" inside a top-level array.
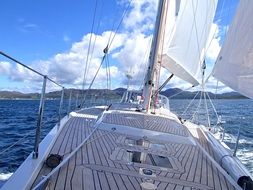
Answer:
[{"left": 142, "top": 0, "right": 167, "bottom": 112}]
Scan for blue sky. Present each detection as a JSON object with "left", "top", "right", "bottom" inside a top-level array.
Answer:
[
  {"left": 0, "top": 0, "right": 239, "bottom": 92},
  {"left": 0, "top": 0, "right": 124, "bottom": 61}
]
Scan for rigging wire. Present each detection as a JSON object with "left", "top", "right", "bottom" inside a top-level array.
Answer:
[
  {"left": 188, "top": 0, "right": 228, "bottom": 129},
  {"left": 107, "top": 0, "right": 133, "bottom": 50},
  {"left": 215, "top": 79, "right": 219, "bottom": 99},
  {"left": 106, "top": 54, "right": 111, "bottom": 90},
  {"left": 105, "top": 55, "right": 109, "bottom": 90},
  {"left": 203, "top": 91, "right": 211, "bottom": 127},
  {"left": 192, "top": 0, "right": 218, "bottom": 128},
  {"left": 81, "top": 0, "right": 132, "bottom": 106},
  {"left": 86, "top": 0, "right": 105, "bottom": 84},
  {"left": 81, "top": 0, "right": 105, "bottom": 105},
  {"left": 82, "top": 0, "right": 98, "bottom": 98},
  {"left": 105, "top": 55, "right": 109, "bottom": 104},
  {"left": 182, "top": 90, "right": 200, "bottom": 116},
  {"left": 105, "top": 54, "right": 112, "bottom": 104},
  {"left": 191, "top": 90, "right": 203, "bottom": 123},
  {"left": 168, "top": 85, "right": 196, "bottom": 99},
  {"left": 107, "top": 21, "right": 115, "bottom": 49},
  {"left": 81, "top": 53, "right": 107, "bottom": 107},
  {"left": 201, "top": 61, "right": 212, "bottom": 127},
  {"left": 209, "top": 79, "right": 222, "bottom": 127},
  {"left": 205, "top": 90, "right": 219, "bottom": 121},
  {"left": 197, "top": 0, "right": 230, "bottom": 129},
  {"left": 205, "top": 0, "right": 243, "bottom": 129}
]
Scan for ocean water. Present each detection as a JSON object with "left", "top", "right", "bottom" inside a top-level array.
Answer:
[
  {"left": 0, "top": 99, "right": 106, "bottom": 187},
  {"left": 0, "top": 99, "right": 252, "bottom": 186}
]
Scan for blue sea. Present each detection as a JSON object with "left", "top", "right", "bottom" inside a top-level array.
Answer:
[{"left": 0, "top": 99, "right": 253, "bottom": 186}]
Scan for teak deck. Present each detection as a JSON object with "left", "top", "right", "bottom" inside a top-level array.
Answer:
[{"left": 32, "top": 108, "right": 238, "bottom": 190}]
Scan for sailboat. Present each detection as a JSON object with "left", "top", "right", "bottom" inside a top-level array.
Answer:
[{"left": 1, "top": 0, "right": 253, "bottom": 189}]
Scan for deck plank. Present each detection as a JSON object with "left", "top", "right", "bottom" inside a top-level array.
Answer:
[
  {"left": 83, "top": 168, "right": 95, "bottom": 190},
  {"left": 54, "top": 118, "right": 78, "bottom": 190},
  {"left": 49, "top": 118, "right": 76, "bottom": 189},
  {"left": 201, "top": 154, "right": 208, "bottom": 185},
  {"left": 65, "top": 118, "right": 80, "bottom": 190},
  {"left": 103, "top": 112, "right": 189, "bottom": 137},
  {"left": 193, "top": 147, "right": 202, "bottom": 183},
  {"left": 32, "top": 110, "right": 239, "bottom": 190},
  {"left": 70, "top": 118, "right": 83, "bottom": 190},
  {"left": 93, "top": 171, "right": 102, "bottom": 190},
  {"left": 30, "top": 119, "right": 72, "bottom": 188}
]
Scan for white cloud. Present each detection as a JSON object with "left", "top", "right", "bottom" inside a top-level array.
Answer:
[
  {"left": 123, "top": 0, "right": 158, "bottom": 32},
  {"left": 0, "top": 61, "right": 41, "bottom": 82},
  {"left": 0, "top": 61, "right": 11, "bottom": 74},
  {"left": 0, "top": 31, "right": 126, "bottom": 90},
  {"left": 204, "top": 76, "right": 233, "bottom": 93},
  {"left": 112, "top": 33, "right": 152, "bottom": 84}
]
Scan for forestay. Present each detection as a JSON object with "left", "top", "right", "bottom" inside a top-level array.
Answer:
[
  {"left": 161, "top": 0, "right": 217, "bottom": 86},
  {"left": 213, "top": 0, "right": 253, "bottom": 99}
]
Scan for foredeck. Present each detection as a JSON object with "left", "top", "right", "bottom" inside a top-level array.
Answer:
[
  {"left": 103, "top": 112, "right": 189, "bottom": 137},
  {"left": 32, "top": 108, "right": 239, "bottom": 190}
]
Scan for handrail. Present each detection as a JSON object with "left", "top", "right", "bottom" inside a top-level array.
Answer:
[
  {"left": 58, "top": 88, "right": 64, "bottom": 126},
  {"left": 75, "top": 92, "right": 79, "bottom": 108},
  {"left": 0, "top": 51, "right": 64, "bottom": 88},
  {"left": 233, "top": 117, "right": 245, "bottom": 156},
  {"left": 33, "top": 75, "right": 47, "bottom": 158},
  {"left": 0, "top": 51, "right": 44, "bottom": 77},
  {"left": 46, "top": 77, "right": 64, "bottom": 88},
  {"left": 68, "top": 90, "right": 72, "bottom": 115},
  {"left": 0, "top": 51, "right": 66, "bottom": 158}
]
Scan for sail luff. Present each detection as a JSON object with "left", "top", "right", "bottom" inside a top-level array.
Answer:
[{"left": 212, "top": 0, "right": 253, "bottom": 99}]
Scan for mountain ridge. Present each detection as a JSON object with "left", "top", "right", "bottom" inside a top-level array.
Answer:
[
  {"left": 160, "top": 88, "right": 248, "bottom": 99},
  {"left": 0, "top": 88, "right": 248, "bottom": 99}
]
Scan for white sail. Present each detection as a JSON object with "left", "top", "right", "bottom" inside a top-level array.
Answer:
[
  {"left": 161, "top": 0, "right": 218, "bottom": 86},
  {"left": 213, "top": 0, "right": 253, "bottom": 99}
]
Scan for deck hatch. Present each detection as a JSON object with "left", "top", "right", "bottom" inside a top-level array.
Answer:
[{"left": 125, "top": 150, "right": 173, "bottom": 168}]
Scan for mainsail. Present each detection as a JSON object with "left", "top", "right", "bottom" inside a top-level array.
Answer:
[
  {"left": 213, "top": 0, "right": 253, "bottom": 99},
  {"left": 161, "top": 0, "right": 218, "bottom": 86}
]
